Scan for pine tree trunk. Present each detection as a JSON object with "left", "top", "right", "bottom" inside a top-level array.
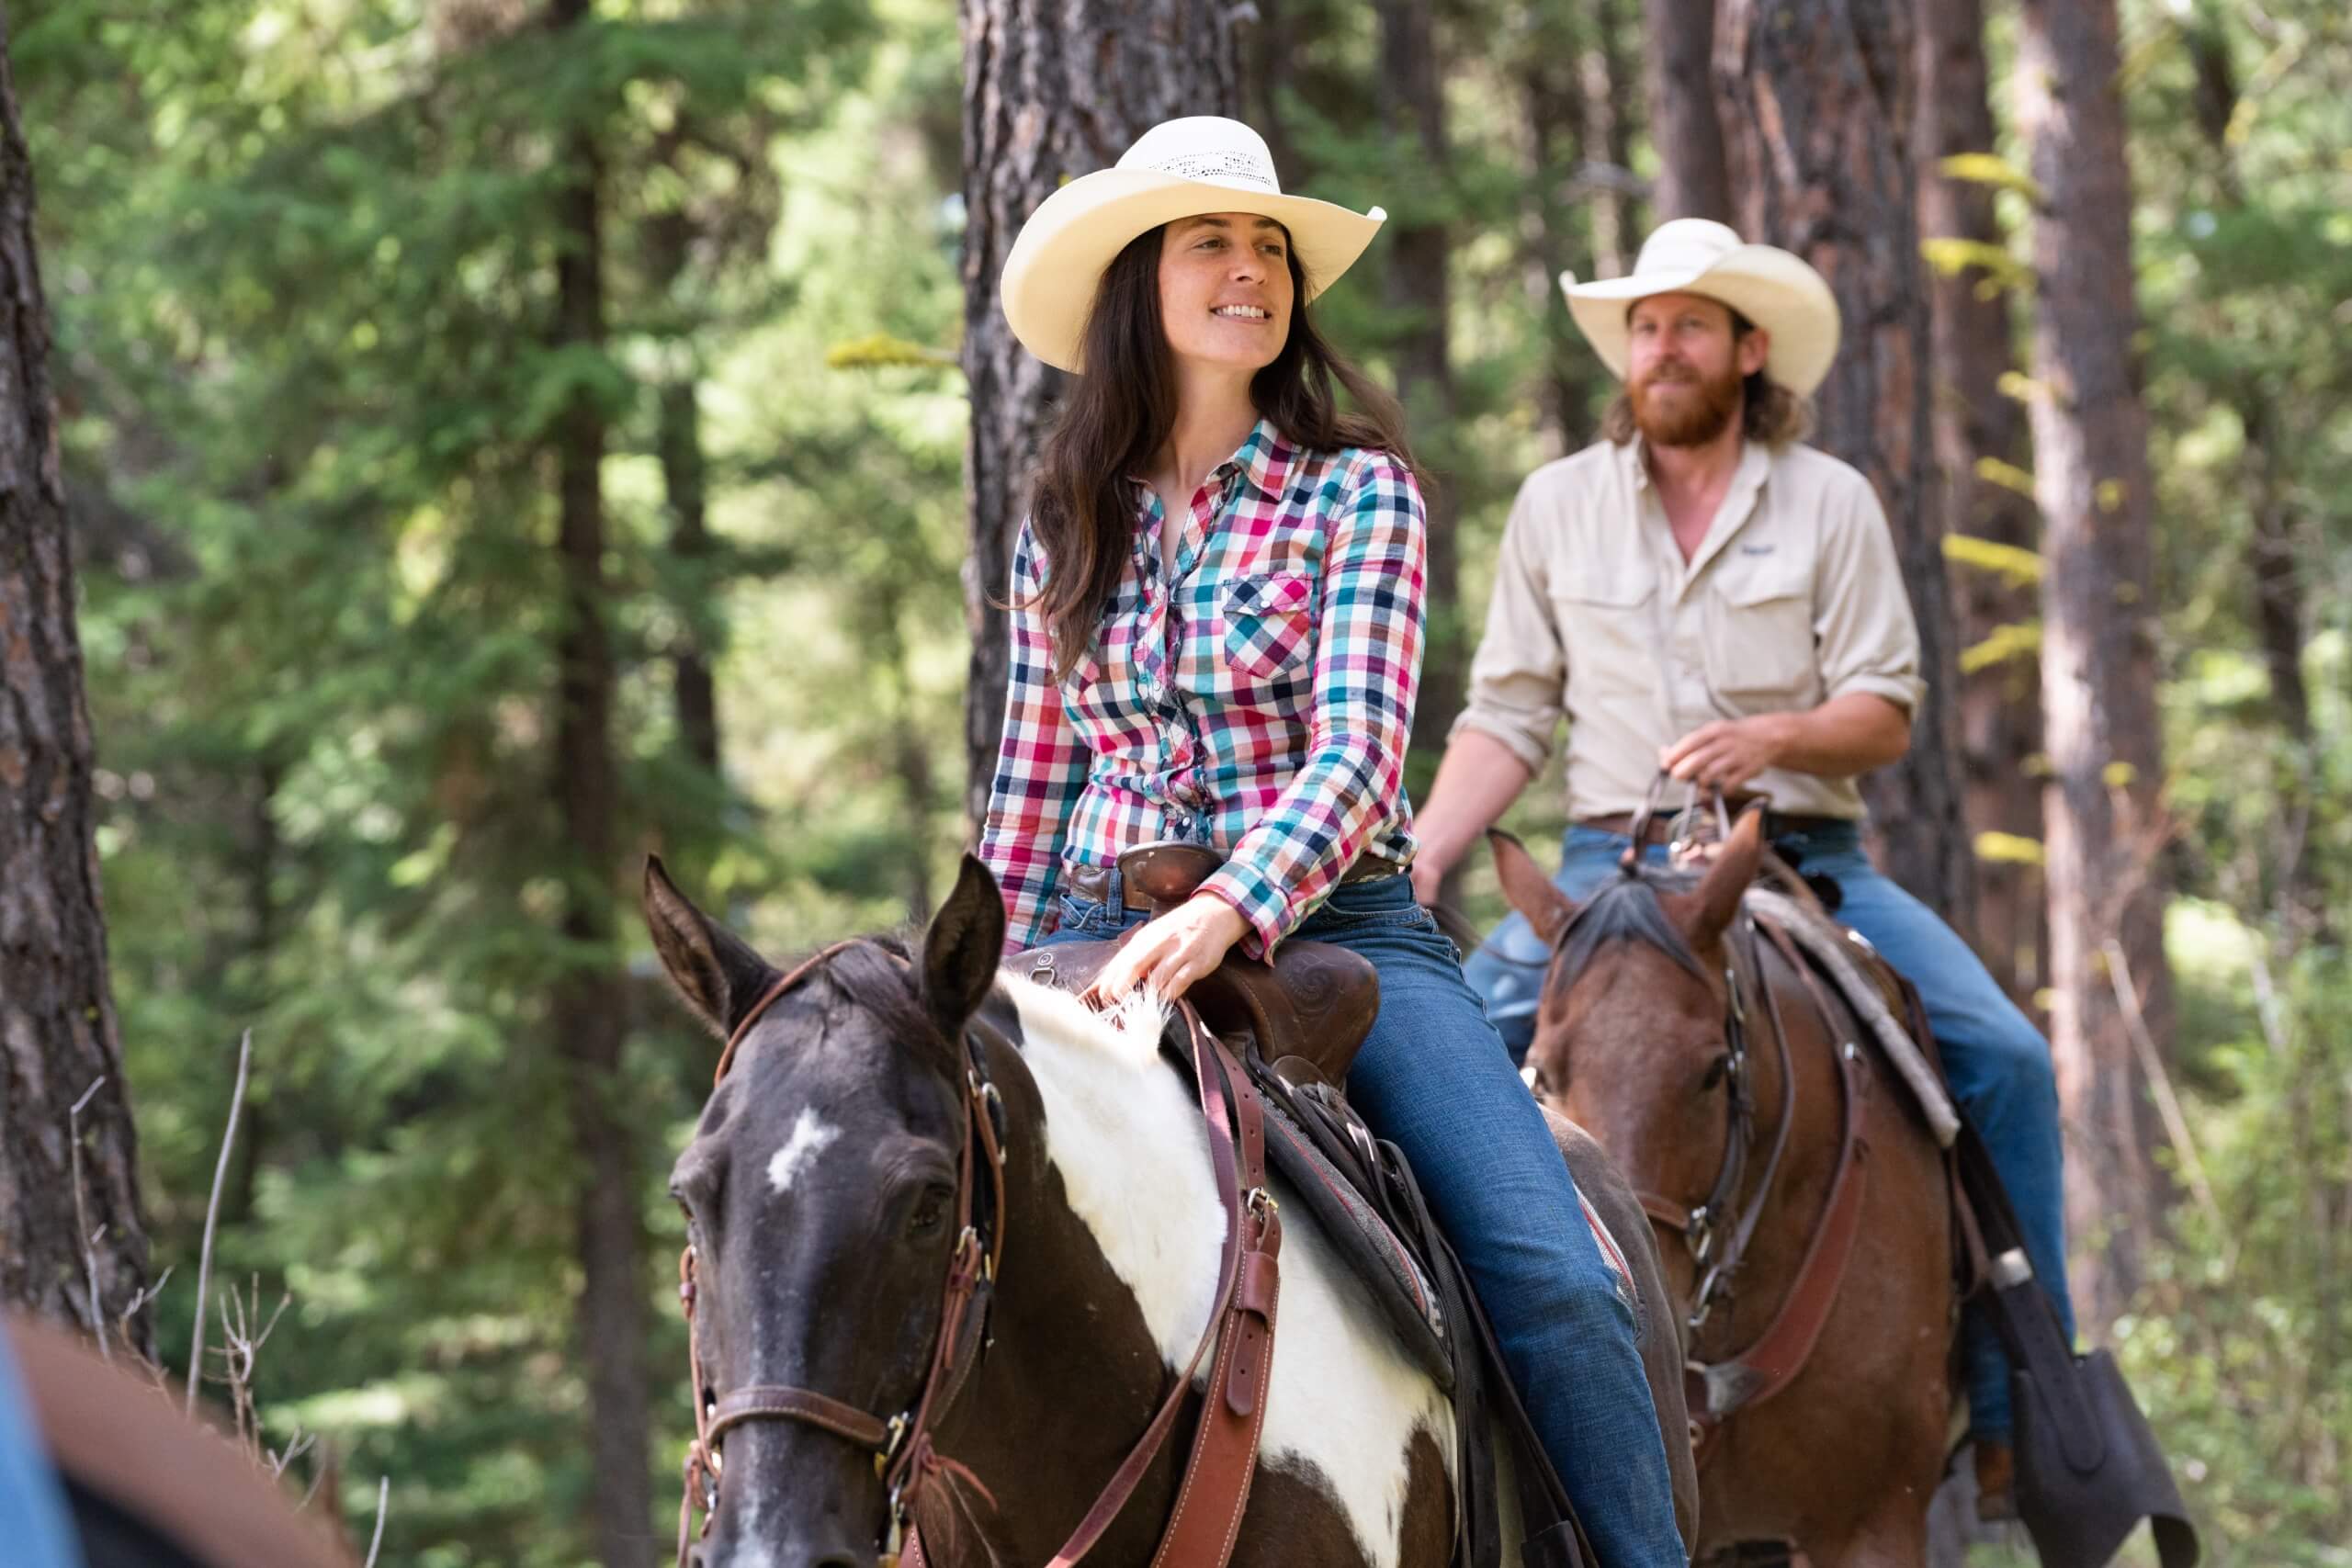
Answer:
[
  {"left": 548, "top": 1, "right": 650, "bottom": 1556},
  {"left": 1643, "top": 0, "right": 1732, "bottom": 222},
  {"left": 1714, "top": 0, "right": 1974, "bottom": 931},
  {"left": 1374, "top": 0, "right": 1463, "bottom": 764},
  {"left": 959, "top": 0, "right": 1240, "bottom": 828},
  {"left": 1579, "top": 0, "right": 1638, "bottom": 279},
  {"left": 2017, "top": 0, "right": 2169, "bottom": 1328},
  {"left": 1919, "top": 0, "right": 2044, "bottom": 1001},
  {"left": 0, "top": 11, "right": 153, "bottom": 1357},
  {"left": 1521, "top": 37, "right": 1591, "bottom": 457}
]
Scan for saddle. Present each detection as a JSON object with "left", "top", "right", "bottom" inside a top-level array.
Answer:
[{"left": 1018, "top": 843, "right": 1604, "bottom": 1568}]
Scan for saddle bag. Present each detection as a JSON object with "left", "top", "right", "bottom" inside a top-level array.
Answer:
[{"left": 1953, "top": 1119, "right": 2199, "bottom": 1568}]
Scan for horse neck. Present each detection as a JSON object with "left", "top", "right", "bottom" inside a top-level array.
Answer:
[{"left": 923, "top": 987, "right": 1216, "bottom": 1563}]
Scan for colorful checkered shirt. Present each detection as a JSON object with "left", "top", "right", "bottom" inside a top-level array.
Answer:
[{"left": 978, "top": 419, "right": 1426, "bottom": 956}]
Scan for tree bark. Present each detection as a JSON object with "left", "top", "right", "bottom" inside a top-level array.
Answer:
[
  {"left": 0, "top": 7, "right": 153, "bottom": 1355},
  {"left": 1918, "top": 0, "right": 2044, "bottom": 1001},
  {"left": 1521, "top": 34, "right": 1591, "bottom": 457},
  {"left": 959, "top": 0, "right": 1241, "bottom": 829},
  {"left": 2016, "top": 0, "right": 2169, "bottom": 1328},
  {"left": 1374, "top": 0, "right": 1463, "bottom": 763},
  {"left": 1580, "top": 0, "right": 1640, "bottom": 279},
  {"left": 548, "top": 1, "right": 649, "bottom": 1557},
  {"left": 1644, "top": 0, "right": 1732, "bottom": 222},
  {"left": 1715, "top": 0, "right": 1974, "bottom": 931}
]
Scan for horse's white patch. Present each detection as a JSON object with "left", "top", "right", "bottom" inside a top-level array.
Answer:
[
  {"left": 766, "top": 1108, "right": 842, "bottom": 1195},
  {"left": 1002, "top": 974, "right": 1453, "bottom": 1568}
]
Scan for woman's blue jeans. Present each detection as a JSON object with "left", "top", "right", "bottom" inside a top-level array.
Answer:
[
  {"left": 1042, "top": 871, "right": 1686, "bottom": 1568},
  {"left": 1463, "top": 821, "right": 2076, "bottom": 1443}
]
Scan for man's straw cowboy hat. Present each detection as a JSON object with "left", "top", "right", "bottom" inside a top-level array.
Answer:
[
  {"left": 1561, "top": 219, "right": 1840, "bottom": 397},
  {"left": 1001, "top": 117, "right": 1385, "bottom": 374}
]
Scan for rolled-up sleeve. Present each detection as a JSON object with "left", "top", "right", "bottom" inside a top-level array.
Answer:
[
  {"left": 1450, "top": 477, "right": 1566, "bottom": 773},
  {"left": 1813, "top": 473, "right": 1926, "bottom": 716},
  {"left": 976, "top": 522, "right": 1088, "bottom": 952},
  {"left": 1203, "top": 452, "right": 1425, "bottom": 957}
]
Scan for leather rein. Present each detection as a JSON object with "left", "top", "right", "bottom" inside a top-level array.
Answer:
[
  {"left": 1549, "top": 845, "right": 1874, "bottom": 1456},
  {"left": 674, "top": 943, "right": 1279, "bottom": 1568}
]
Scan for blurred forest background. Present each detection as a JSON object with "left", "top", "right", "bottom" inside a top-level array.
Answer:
[{"left": 1, "top": 0, "right": 2346, "bottom": 1562}]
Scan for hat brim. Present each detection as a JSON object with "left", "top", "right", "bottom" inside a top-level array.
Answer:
[
  {"left": 1001, "top": 169, "right": 1385, "bottom": 373},
  {"left": 1559, "top": 246, "right": 1840, "bottom": 397}
]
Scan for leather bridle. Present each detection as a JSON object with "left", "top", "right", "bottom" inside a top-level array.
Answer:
[
  {"left": 1541, "top": 808, "right": 1874, "bottom": 1459},
  {"left": 1544, "top": 874, "right": 1796, "bottom": 1335},
  {"left": 673, "top": 943, "right": 1277, "bottom": 1568},
  {"left": 675, "top": 941, "right": 1009, "bottom": 1566}
]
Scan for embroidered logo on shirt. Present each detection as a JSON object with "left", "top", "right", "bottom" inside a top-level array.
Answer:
[{"left": 1739, "top": 543, "right": 1776, "bottom": 555}]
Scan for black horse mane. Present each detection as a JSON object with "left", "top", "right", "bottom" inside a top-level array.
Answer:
[
  {"left": 791, "top": 933, "right": 955, "bottom": 1052},
  {"left": 1545, "top": 865, "right": 1711, "bottom": 1004}
]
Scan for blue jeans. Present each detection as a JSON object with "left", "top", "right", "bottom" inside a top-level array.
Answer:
[
  {"left": 1044, "top": 873, "right": 1686, "bottom": 1568},
  {"left": 1464, "top": 821, "right": 2075, "bottom": 1443}
]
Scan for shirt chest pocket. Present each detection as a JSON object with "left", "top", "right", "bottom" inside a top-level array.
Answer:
[
  {"left": 1221, "top": 571, "right": 1317, "bottom": 693},
  {"left": 1555, "top": 574, "right": 1657, "bottom": 697},
  {"left": 1703, "top": 564, "right": 1817, "bottom": 702}
]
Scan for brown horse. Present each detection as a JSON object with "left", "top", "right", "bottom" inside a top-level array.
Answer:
[
  {"left": 1492, "top": 808, "right": 1953, "bottom": 1568},
  {"left": 645, "top": 852, "right": 1697, "bottom": 1568}
]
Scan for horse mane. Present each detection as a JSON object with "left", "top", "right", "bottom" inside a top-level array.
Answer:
[
  {"left": 1545, "top": 865, "right": 1711, "bottom": 1005},
  {"left": 790, "top": 934, "right": 950, "bottom": 1051}
]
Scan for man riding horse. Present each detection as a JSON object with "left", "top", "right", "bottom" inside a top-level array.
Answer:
[{"left": 1409, "top": 218, "right": 2078, "bottom": 1514}]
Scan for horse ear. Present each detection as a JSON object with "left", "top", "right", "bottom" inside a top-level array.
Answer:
[
  {"left": 1678, "top": 805, "right": 1765, "bottom": 950},
  {"left": 643, "top": 856, "right": 781, "bottom": 1041},
  {"left": 922, "top": 855, "right": 1006, "bottom": 1034},
  {"left": 1488, "top": 829, "right": 1578, "bottom": 946}
]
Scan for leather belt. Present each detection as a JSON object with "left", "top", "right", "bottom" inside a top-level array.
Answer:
[
  {"left": 1577, "top": 809, "right": 1851, "bottom": 848},
  {"left": 1066, "top": 854, "right": 1398, "bottom": 912}
]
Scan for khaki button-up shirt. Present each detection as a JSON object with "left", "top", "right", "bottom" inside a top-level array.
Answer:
[{"left": 1453, "top": 437, "right": 1925, "bottom": 821}]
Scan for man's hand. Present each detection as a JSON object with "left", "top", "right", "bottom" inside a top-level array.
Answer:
[
  {"left": 1660, "top": 714, "right": 1793, "bottom": 794},
  {"left": 1084, "top": 894, "right": 1250, "bottom": 1009}
]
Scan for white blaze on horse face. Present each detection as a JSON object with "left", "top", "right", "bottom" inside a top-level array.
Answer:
[
  {"left": 1002, "top": 974, "right": 1454, "bottom": 1568},
  {"left": 766, "top": 1108, "right": 842, "bottom": 1195}
]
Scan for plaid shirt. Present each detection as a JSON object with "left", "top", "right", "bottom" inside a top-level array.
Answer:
[{"left": 978, "top": 419, "right": 1425, "bottom": 956}]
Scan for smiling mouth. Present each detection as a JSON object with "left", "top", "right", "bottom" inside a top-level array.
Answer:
[{"left": 1212, "top": 305, "right": 1271, "bottom": 321}]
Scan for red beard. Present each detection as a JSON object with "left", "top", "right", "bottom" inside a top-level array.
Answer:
[{"left": 1632, "top": 359, "right": 1744, "bottom": 448}]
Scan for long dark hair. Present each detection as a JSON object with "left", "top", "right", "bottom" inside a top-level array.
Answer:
[{"left": 1023, "top": 225, "right": 1418, "bottom": 683}]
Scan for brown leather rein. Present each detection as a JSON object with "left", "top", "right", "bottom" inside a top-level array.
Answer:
[
  {"left": 674, "top": 942, "right": 1279, "bottom": 1568},
  {"left": 1549, "top": 859, "right": 1874, "bottom": 1457}
]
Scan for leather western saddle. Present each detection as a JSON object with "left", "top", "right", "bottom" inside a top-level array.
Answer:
[{"left": 1018, "top": 840, "right": 1383, "bottom": 1087}]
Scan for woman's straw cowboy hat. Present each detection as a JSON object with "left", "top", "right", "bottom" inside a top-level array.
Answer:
[
  {"left": 1561, "top": 219, "right": 1841, "bottom": 397},
  {"left": 1001, "top": 117, "right": 1386, "bottom": 374}
]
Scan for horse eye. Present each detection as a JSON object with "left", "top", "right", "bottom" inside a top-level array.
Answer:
[
  {"left": 1701, "top": 1054, "right": 1731, "bottom": 1091},
  {"left": 907, "top": 1185, "right": 951, "bottom": 1238}
]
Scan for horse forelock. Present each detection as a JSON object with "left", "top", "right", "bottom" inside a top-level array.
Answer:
[{"left": 1547, "top": 869, "right": 1713, "bottom": 1010}]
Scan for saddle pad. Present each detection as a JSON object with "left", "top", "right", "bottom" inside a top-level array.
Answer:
[
  {"left": 1743, "top": 886, "right": 1962, "bottom": 1146},
  {"left": 1257, "top": 1093, "right": 1454, "bottom": 1389}
]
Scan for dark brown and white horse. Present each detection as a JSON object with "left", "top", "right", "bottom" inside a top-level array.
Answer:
[{"left": 645, "top": 854, "right": 1693, "bottom": 1568}]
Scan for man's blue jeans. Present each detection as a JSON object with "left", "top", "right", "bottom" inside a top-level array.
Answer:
[
  {"left": 1464, "top": 821, "right": 2076, "bottom": 1444},
  {"left": 1042, "top": 872, "right": 1687, "bottom": 1568}
]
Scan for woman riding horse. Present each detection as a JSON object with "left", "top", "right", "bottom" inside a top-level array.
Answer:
[{"left": 975, "top": 115, "right": 1686, "bottom": 1568}]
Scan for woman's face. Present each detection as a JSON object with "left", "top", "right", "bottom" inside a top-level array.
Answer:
[{"left": 1157, "top": 212, "right": 1295, "bottom": 377}]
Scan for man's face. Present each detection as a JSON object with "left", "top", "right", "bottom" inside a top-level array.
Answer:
[{"left": 1624, "top": 292, "right": 1769, "bottom": 449}]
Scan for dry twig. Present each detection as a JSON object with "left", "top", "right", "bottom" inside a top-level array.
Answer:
[
  {"left": 365, "top": 1476, "right": 390, "bottom": 1568},
  {"left": 69, "top": 1077, "right": 110, "bottom": 1362},
  {"left": 187, "top": 1029, "right": 254, "bottom": 1420}
]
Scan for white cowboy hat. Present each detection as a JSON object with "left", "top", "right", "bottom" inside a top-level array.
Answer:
[
  {"left": 1560, "top": 219, "right": 1840, "bottom": 397},
  {"left": 1000, "top": 117, "right": 1386, "bottom": 374}
]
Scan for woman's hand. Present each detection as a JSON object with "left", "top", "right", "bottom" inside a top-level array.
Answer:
[{"left": 1084, "top": 894, "right": 1250, "bottom": 1009}]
